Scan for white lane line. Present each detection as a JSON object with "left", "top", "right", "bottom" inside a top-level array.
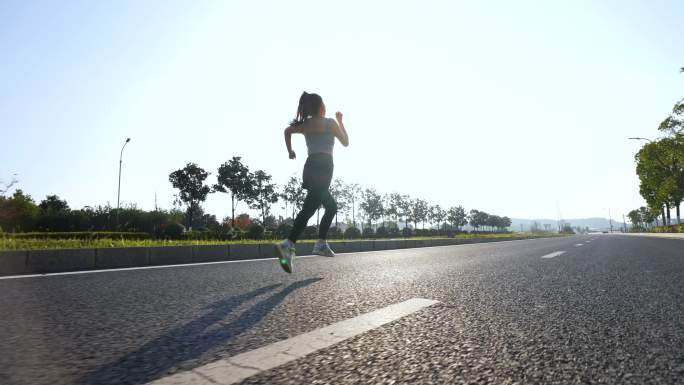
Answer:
[
  {"left": 541, "top": 251, "right": 566, "bottom": 259},
  {"left": 574, "top": 243, "right": 584, "bottom": 247},
  {"left": 0, "top": 237, "right": 548, "bottom": 280},
  {"left": 146, "top": 298, "right": 440, "bottom": 385},
  {"left": 0, "top": 256, "right": 321, "bottom": 281}
]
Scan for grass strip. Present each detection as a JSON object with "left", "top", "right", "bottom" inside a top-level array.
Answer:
[{"left": 0, "top": 232, "right": 563, "bottom": 251}]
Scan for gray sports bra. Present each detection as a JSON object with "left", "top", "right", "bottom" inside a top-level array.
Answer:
[{"left": 304, "top": 118, "right": 335, "bottom": 156}]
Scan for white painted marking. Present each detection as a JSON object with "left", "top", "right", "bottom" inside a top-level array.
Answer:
[
  {"left": 146, "top": 298, "right": 440, "bottom": 385},
  {"left": 0, "top": 237, "right": 548, "bottom": 280},
  {"left": 574, "top": 243, "right": 584, "bottom": 247},
  {"left": 0, "top": 256, "right": 321, "bottom": 281},
  {"left": 541, "top": 251, "right": 566, "bottom": 259}
]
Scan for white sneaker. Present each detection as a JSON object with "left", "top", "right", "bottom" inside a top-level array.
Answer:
[
  {"left": 275, "top": 239, "right": 295, "bottom": 273},
  {"left": 312, "top": 241, "right": 335, "bottom": 257}
]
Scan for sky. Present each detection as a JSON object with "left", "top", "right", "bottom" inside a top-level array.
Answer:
[{"left": 1, "top": 0, "right": 683, "bottom": 223}]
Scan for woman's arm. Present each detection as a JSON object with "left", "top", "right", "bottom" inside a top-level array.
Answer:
[
  {"left": 333, "top": 112, "right": 349, "bottom": 147},
  {"left": 284, "top": 125, "right": 304, "bottom": 159}
]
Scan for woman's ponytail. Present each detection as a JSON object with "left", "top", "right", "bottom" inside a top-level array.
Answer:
[{"left": 289, "top": 91, "right": 322, "bottom": 127}]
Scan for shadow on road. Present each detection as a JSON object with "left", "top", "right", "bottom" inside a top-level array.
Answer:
[{"left": 81, "top": 278, "right": 322, "bottom": 385}]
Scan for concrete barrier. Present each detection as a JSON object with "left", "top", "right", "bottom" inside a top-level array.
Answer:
[
  {"left": 294, "top": 242, "right": 314, "bottom": 257},
  {"left": 96, "top": 247, "right": 149, "bottom": 269},
  {"left": 326, "top": 242, "right": 355, "bottom": 254},
  {"left": 230, "top": 244, "right": 261, "bottom": 260},
  {"left": 26, "top": 248, "right": 96, "bottom": 274},
  {"left": 374, "top": 240, "right": 400, "bottom": 251},
  {"left": 149, "top": 246, "right": 193, "bottom": 266},
  {"left": 0, "top": 250, "right": 27, "bottom": 275},
  {"left": 376, "top": 240, "right": 391, "bottom": 251},
  {"left": 357, "top": 241, "right": 375, "bottom": 252},
  {"left": 192, "top": 245, "right": 230, "bottom": 263},
  {"left": 0, "top": 236, "right": 550, "bottom": 276}
]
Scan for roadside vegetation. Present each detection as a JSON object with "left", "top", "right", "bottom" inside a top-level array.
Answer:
[
  {"left": 629, "top": 67, "right": 684, "bottom": 232},
  {"left": 1, "top": 152, "right": 571, "bottom": 252},
  {"left": 0, "top": 231, "right": 563, "bottom": 251}
]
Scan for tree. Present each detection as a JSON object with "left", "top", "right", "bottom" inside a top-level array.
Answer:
[
  {"left": 39, "top": 195, "right": 69, "bottom": 213},
  {"left": 658, "top": 99, "right": 684, "bottom": 137},
  {"left": 397, "top": 194, "right": 412, "bottom": 230},
  {"left": 234, "top": 213, "right": 252, "bottom": 230},
  {"left": 636, "top": 206, "right": 655, "bottom": 228},
  {"left": 501, "top": 216, "right": 512, "bottom": 231},
  {"left": 380, "top": 193, "right": 391, "bottom": 228},
  {"left": 214, "top": 157, "right": 253, "bottom": 228},
  {"left": 635, "top": 138, "right": 684, "bottom": 225},
  {"left": 429, "top": 205, "right": 446, "bottom": 232},
  {"left": 0, "top": 189, "right": 39, "bottom": 232},
  {"left": 282, "top": 176, "right": 305, "bottom": 220},
  {"left": 169, "top": 163, "right": 211, "bottom": 229},
  {"left": 469, "top": 209, "right": 489, "bottom": 231},
  {"left": 248, "top": 170, "right": 279, "bottom": 227},
  {"left": 447, "top": 206, "right": 467, "bottom": 232},
  {"left": 627, "top": 209, "right": 643, "bottom": 231},
  {"left": 36, "top": 195, "right": 71, "bottom": 231},
  {"left": 412, "top": 199, "right": 429, "bottom": 229},
  {"left": 360, "top": 188, "right": 383, "bottom": 229},
  {"left": 386, "top": 193, "right": 401, "bottom": 227},
  {"left": 344, "top": 183, "right": 361, "bottom": 229},
  {"left": 330, "top": 179, "right": 348, "bottom": 228}
]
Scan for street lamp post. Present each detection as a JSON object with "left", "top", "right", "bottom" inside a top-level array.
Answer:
[{"left": 116, "top": 138, "right": 131, "bottom": 229}]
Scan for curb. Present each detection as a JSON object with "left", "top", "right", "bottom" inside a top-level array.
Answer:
[{"left": 0, "top": 236, "right": 543, "bottom": 276}]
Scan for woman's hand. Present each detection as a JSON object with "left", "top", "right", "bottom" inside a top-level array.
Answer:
[
  {"left": 289, "top": 150, "right": 296, "bottom": 159},
  {"left": 332, "top": 112, "right": 349, "bottom": 147}
]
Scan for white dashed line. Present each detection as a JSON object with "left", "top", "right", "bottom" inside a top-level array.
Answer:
[
  {"left": 574, "top": 244, "right": 584, "bottom": 247},
  {"left": 146, "top": 298, "right": 440, "bottom": 385},
  {"left": 541, "top": 251, "right": 566, "bottom": 259}
]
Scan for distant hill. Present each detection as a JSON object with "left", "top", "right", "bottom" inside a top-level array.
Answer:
[{"left": 510, "top": 217, "right": 627, "bottom": 232}]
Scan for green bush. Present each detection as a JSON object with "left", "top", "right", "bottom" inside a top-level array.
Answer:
[
  {"left": 185, "top": 229, "right": 212, "bottom": 240},
  {"left": 248, "top": 224, "right": 265, "bottom": 240},
  {"left": 652, "top": 224, "right": 684, "bottom": 233},
  {"left": 302, "top": 225, "right": 318, "bottom": 240},
  {"left": 375, "top": 226, "right": 389, "bottom": 238},
  {"left": 328, "top": 226, "right": 343, "bottom": 239},
  {"left": 5, "top": 231, "right": 151, "bottom": 240},
  {"left": 210, "top": 222, "right": 235, "bottom": 240},
  {"left": 388, "top": 226, "right": 401, "bottom": 238},
  {"left": 275, "top": 223, "right": 292, "bottom": 239},
  {"left": 401, "top": 227, "right": 412, "bottom": 237},
  {"left": 414, "top": 229, "right": 431, "bottom": 237},
  {"left": 363, "top": 227, "right": 375, "bottom": 239},
  {"left": 344, "top": 227, "right": 361, "bottom": 239},
  {"left": 164, "top": 223, "right": 185, "bottom": 239}
]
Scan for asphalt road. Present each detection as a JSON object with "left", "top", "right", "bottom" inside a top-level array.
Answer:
[{"left": 2, "top": 235, "right": 684, "bottom": 385}]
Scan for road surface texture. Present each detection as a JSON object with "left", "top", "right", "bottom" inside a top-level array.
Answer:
[{"left": 2, "top": 235, "right": 684, "bottom": 385}]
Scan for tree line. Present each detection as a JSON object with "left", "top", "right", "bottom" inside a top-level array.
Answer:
[
  {"left": 631, "top": 67, "right": 684, "bottom": 229},
  {"left": 1, "top": 156, "right": 514, "bottom": 238},
  {"left": 167, "top": 156, "right": 512, "bottom": 235}
]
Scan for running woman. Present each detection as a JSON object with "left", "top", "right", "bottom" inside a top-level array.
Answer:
[{"left": 275, "top": 92, "right": 349, "bottom": 273}]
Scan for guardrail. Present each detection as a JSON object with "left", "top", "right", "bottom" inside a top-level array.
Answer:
[{"left": 0, "top": 237, "right": 539, "bottom": 276}]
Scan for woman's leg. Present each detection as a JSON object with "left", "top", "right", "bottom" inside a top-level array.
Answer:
[
  {"left": 288, "top": 188, "right": 323, "bottom": 243},
  {"left": 318, "top": 189, "right": 338, "bottom": 240}
]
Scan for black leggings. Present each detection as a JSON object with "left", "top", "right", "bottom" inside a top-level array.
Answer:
[{"left": 288, "top": 154, "right": 337, "bottom": 242}]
